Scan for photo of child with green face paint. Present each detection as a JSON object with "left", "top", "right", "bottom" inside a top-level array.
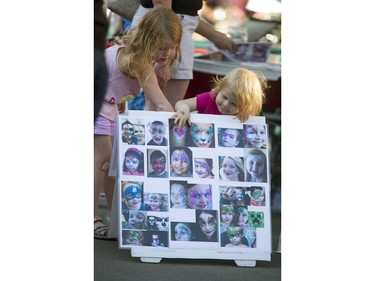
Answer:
[
  {"left": 224, "top": 226, "right": 248, "bottom": 248},
  {"left": 249, "top": 186, "right": 266, "bottom": 206}
]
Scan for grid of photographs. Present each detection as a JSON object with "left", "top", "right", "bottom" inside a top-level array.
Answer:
[{"left": 116, "top": 111, "right": 271, "bottom": 254}]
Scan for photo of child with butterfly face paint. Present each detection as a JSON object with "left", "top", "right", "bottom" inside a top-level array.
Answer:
[
  {"left": 170, "top": 147, "right": 193, "bottom": 178},
  {"left": 244, "top": 124, "right": 267, "bottom": 149},
  {"left": 218, "top": 128, "right": 243, "bottom": 148},
  {"left": 193, "top": 157, "right": 214, "bottom": 179}
]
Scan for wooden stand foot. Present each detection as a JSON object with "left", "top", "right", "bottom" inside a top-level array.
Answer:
[
  {"left": 234, "top": 260, "right": 256, "bottom": 267},
  {"left": 140, "top": 257, "right": 162, "bottom": 263}
]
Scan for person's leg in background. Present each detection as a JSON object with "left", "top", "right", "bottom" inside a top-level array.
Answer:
[
  {"left": 94, "top": 115, "right": 116, "bottom": 239},
  {"left": 94, "top": 134, "right": 112, "bottom": 237},
  {"left": 94, "top": 49, "right": 108, "bottom": 121},
  {"left": 94, "top": 0, "right": 109, "bottom": 121}
]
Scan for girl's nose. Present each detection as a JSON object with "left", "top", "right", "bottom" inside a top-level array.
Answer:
[{"left": 162, "top": 48, "right": 172, "bottom": 57}]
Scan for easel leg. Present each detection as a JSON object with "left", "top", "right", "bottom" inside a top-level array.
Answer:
[
  {"left": 234, "top": 260, "right": 256, "bottom": 267},
  {"left": 140, "top": 257, "right": 162, "bottom": 263},
  {"left": 108, "top": 182, "right": 118, "bottom": 239}
]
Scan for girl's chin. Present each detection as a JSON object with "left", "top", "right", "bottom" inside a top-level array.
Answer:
[{"left": 157, "top": 59, "right": 168, "bottom": 65}]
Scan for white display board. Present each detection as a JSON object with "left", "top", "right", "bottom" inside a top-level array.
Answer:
[{"left": 114, "top": 110, "right": 272, "bottom": 266}]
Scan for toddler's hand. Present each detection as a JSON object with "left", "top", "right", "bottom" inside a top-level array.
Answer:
[
  {"left": 173, "top": 108, "right": 191, "bottom": 130},
  {"left": 239, "top": 115, "right": 250, "bottom": 123}
]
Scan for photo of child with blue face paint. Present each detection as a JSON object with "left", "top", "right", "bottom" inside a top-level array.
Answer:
[
  {"left": 121, "top": 181, "right": 144, "bottom": 211},
  {"left": 188, "top": 122, "right": 215, "bottom": 148}
]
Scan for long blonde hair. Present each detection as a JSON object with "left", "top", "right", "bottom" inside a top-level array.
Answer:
[
  {"left": 112, "top": 8, "right": 182, "bottom": 89},
  {"left": 211, "top": 68, "right": 268, "bottom": 120}
]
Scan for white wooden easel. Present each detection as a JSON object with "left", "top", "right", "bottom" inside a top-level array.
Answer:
[
  {"left": 107, "top": 110, "right": 273, "bottom": 267},
  {"left": 131, "top": 247, "right": 271, "bottom": 267}
]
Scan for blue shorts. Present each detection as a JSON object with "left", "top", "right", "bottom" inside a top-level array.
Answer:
[{"left": 94, "top": 114, "right": 116, "bottom": 136}]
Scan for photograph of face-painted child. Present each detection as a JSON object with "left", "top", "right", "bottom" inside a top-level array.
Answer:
[
  {"left": 171, "top": 222, "right": 195, "bottom": 241},
  {"left": 147, "top": 149, "right": 168, "bottom": 178},
  {"left": 194, "top": 210, "right": 219, "bottom": 242},
  {"left": 218, "top": 128, "right": 243, "bottom": 148},
  {"left": 122, "top": 148, "right": 145, "bottom": 176},
  {"left": 122, "top": 230, "right": 144, "bottom": 246},
  {"left": 170, "top": 181, "right": 188, "bottom": 209},
  {"left": 244, "top": 124, "right": 267, "bottom": 149},
  {"left": 121, "top": 181, "right": 144, "bottom": 211},
  {"left": 144, "top": 192, "right": 168, "bottom": 212},
  {"left": 188, "top": 122, "right": 215, "bottom": 148},
  {"left": 186, "top": 183, "right": 212, "bottom": 210},
  {"left": 193, "top": 157, "right": 214, "bottom": 179},
  {"left": 122, "top": 210, "right": 147, "bottom": 230},
  {"left": 147, "top": 120, "right": 168, "bottom": 146},
  {"left": 245, "top": 149, "right": 267, "bottom": 183},
  {"left": 170, "top": 147, "right": 193, "bottom": 178},
  {"left": 219, "top": 156, "right": 244, "bottom": 182}
]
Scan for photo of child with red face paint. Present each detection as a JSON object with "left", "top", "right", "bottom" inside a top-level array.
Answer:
[{"left": 147, "top": 149, "right": 168, "bottom": 178}]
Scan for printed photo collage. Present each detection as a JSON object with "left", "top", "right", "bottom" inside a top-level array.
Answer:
[{"left": 116, "top": 112, "right": 272, "bottom": 253}]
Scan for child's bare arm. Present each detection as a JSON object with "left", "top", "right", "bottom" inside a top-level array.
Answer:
[
  {"left": 143, "top": 71, "right": 174, "bottom": 112},
  {"left": 174, "top": 97, "right": 197, "bottom": 129}
]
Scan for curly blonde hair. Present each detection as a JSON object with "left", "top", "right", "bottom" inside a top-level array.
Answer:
[
  {"left": 211, "top": 68, "right": 268, "bottom": 120},
  {"left": 112, "top": 8, "right": 182, "bottom": 90}
]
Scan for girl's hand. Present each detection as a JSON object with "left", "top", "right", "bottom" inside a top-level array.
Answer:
[{"left": 211, "top": 31, "right": 235, "bottom": 52}]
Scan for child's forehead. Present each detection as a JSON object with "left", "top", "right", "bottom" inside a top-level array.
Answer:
[
  {"left": 159, "top": 39, "right": 177, "bottom": 48},
  {"left": 152, "top": 155, "right": 166, "bottom": 160},
  {"left": 171, "top": 184, "right": 184, "bottom": 189},
  {"left": 151, "top": 123, "right": 165, "bottom": 129},
  {"left": 192, "top": 123, "right": 213, "bottom": 131}
]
